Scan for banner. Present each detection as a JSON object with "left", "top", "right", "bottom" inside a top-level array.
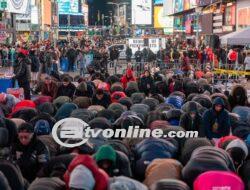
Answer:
[
  {"left": 173, "top": 0, "right": 184, "bottom": 13},
  {"left": 7, "top": 0, "right": 29, "bottom": 14},
  {"left": 58, "top": 0, "right": 81, "bottom": 15}
]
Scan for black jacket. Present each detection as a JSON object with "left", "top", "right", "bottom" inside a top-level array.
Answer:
[
  {"left": 30, "top": 55, "right": 40, "bottom": 72},
  {"left": 180, "top": 113, "right": 203, "bottom": 135},
  {"left": 56, "top": 83, "right": 76, "bottom": 99},
  {"left": 110, "top": 49, "right": 120, "bottom": 61},
  {"left": 13, "top": 58, "right": 29, "bottom": 84},
  {"left": 92, "top": 92, "right": 111, "bottom": 108},
  {"left": 139, "top": 76, "right": 155, "bottom": 95},
  {"left": 12, "top": 137, "right": 50, "bottom": 182},
  {"left": 134, "top": 50, "right": 142, "bottom": 62}
]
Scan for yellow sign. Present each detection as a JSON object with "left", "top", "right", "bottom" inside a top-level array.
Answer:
[
  {"left": 154, "top": 6, "right": 173, "bottom": 31},
  {"left": 213, "top": 69, "right": 250, "bottom": 75}
]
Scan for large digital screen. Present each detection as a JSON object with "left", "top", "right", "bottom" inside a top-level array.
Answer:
[
  {"left": 173, "top": 0, "right": 184, "bottom": 13},
  {"left": 154, "top": 6, "right": 173, "bottom": 30},
  {"left": 154, "top": 0, "right": 163, "bottom": 5},
  {"left": 132, "top": 0, "right": 152, "bottom": 25},
  {"left": 58, "top": 0, "right": 81, "bottom": 15}
]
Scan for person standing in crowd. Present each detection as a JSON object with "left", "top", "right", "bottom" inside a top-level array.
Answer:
[
  {"left": 134, "top": 47, "right": 143, "bottom": 72},
  {"left": 181, "top": 51, "right": 191, "bottom": 75},
  {"left": 29, "top": 49, "right": 40, "bottom": 89},
  {"left": 12, "top": 123, "right": 50, "bottom": 182},
  {"left": 202, "top": 97, "right": 231, "bottom": 140},
  {"left": 156, "top": 47, "right": 165, "bottom": 69},
  {"left": 13, "top": 49, "right": 31, "bottom": 100},
  {"left": 126, "top": 45, "right": 133, "bottom": 63},
  {"left": 109, "top": 46, "right": 119, "bottom": 69},
  {"left": 227, "top": 48, "right": 237, "bottom": 69},
  {"left": 139, "top": 70, "right": 155, "bottom": 96},
  {"left": 67, "top": 46, "right": 77, "bottom": 72},
  {"left": 76, "top": 49, "right": 86, "bottom": 76},
  {"left": 56, "top": 77, "right": 76, "bottom": 99}
]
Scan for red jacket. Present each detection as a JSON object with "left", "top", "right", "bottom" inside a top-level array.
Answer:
[
  {"left": 228, "top": 51, "right": 237, "bottom": 61},
  {"left": 11, "top": 100, "right": 36, "bottom": 113},
  {"left": 120, "top": 70, "right": 136, "bottom": 89},
  {"left": 64, "top": 155, "right": 109, "bottom": 190},
  {"left": 111, "top": 91, "right": 127, "bottom": 103}
]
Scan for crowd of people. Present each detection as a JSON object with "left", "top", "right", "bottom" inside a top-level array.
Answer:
[{"left": 0, "top": 37, "right": 249, "bottom": 190}]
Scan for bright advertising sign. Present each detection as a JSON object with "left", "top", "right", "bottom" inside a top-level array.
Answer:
[
  {"left": 58, "top": 0, "right": 81, "bottom": 15},
  {"left": 132, "top": 0, "right": 152, "bottom": 25},
  {"left": 154, "top": 6, "right": 173, "bottom": 33}
]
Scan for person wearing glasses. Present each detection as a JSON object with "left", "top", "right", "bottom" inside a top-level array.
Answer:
[{"left": 12, "top": 123, "right": 50, "bottom": 183}]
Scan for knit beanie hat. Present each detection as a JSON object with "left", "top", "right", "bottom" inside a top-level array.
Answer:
[{"left": 69, "top": 165, "right": 95, "bottom": 190}]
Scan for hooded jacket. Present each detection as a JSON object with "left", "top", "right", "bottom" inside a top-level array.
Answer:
[
  {"left": 64, "top": 155, "right": 109, "bottom": 190},
  {"left": 144, "top": 159, "right": 183, "bottom": 188},
  {"left": 179, "top": 102, "right": 203, "bottom": 134},
  {"left": 202, "top": 97, "right": 231, "bottom": 139},
  {"left": 94, "top": 145, "right": 132, "bottom": 177},
  {"left": 54, "top": 103, "right": 78, "bottom": 121},
  {"left": 12, "top": 136, "right": 50, "bottom": 182}
]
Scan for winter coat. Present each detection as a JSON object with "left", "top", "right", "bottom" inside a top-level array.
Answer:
[
  {"left": 28, "top": 177, "right": 65, "bottom": 190},
  {"left": 94, "top": 145, "right": 132, "bottom": 177},
  {"left": 0, "top": 159, "right": 25, "bottom": 190},
  {"left": 179, "top": 102, "right": 203, "bottom": 134},
  {"left": 202, "top": 97, "right": 231, "bottom": 139},
  {"left": 30, "top": 54, "right": 40, "bottom": 72},
  {"left": 56, "top": 83, "right": 76, "bottom": 99},
  {"left": 12, "top": 136, "right": 50, "bottom": 182},
  {"left": 13, "top": 58, "right": 30, "bottom": 84},
  {"left": 134, "top": 50, "right": 143, "bottom": 62},
  {"left": 228, "top": 85, "right": 248, "bottom": 109},
  {"left": 144, "top": 159, "right": 183, "bottom": 187},
  {"left": 41, "top": 81, "right": 58, "bottom": 99},
  {"left": 139, "top": 76, "right": 155, "bottom": 96},
  {"left": 64, "top": 155, "right": 109, "bottom": 190},
  {"left": 92, "top": 92, "right": 111, "bottom": 108},
  {"left": 182, "top": 146, "right": 235, "bottom": 186},
  {"left": 134, "top": 138, "right": 178, "bottom": 180},
  {"left": 53, "top": 96, "right": 71, "bottom": 110},
  {"left": 110, "top": 49, "right": 120, "bottom": 61},
  {"left": 109, "top": 176, "right": 148, "bottom": 190},
  {"left": 74, "top": 82, "right": 94, "bottom": 98},
  {"left": 151, "top": 179, "right": 190, "bottom": 190},
  {"left": 180, "top": 138, "right": 213, "bottom": 165},
  {"left": 121, "top": 70, "right": 136, "bottom": 89},
  {"left": 54, "top": 103, "right": 78, "bottom": 121},
  {"left": 37, "top": 154, "right": 76, "bottom": 178}
]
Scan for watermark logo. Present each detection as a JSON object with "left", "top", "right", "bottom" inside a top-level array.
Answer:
[
  {"left": 52, "top": 118, "right": 199, "bottom": 148},
  {"left": 52, "top": 118, "right": 89, "bottom": 148}
]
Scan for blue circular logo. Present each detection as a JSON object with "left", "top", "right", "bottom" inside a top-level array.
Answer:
[{"left": 10, "top": 0, "right": 24, "bottom": 10}]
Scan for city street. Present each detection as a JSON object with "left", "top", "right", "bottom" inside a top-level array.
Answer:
[{"left": 0, "top": 0, "right": 249, "bottom": 190}]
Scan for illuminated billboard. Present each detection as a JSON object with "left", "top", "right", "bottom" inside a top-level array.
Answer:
[
  {"left": 154, "top": 6, "right": 173, "bottom": 32},
  {"left": 173, "top": 0, "right": 184, "bottom": 13},
  {"left": 58, "top": 0, "right": 81, "bottom": 15},
  {"left": 132, "top": 0, "right": 152, "bottom": 25},
  {"left": 154, "top": 0, "right": 163, "bottom": 5}
]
